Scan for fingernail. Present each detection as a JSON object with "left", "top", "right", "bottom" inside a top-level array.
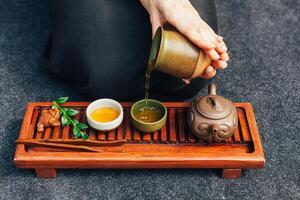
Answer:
[
  {"left": 222, "top": 63, "right": 228, "bottom": 69},
  {"left": 219, "top": 44, "right": 227, "bottom": 51},
  {"left": 213, "top": 52, "right": 220, "bottom": 59},
  {"left": 216, "top": 36, "right": 223, "bottom": 42},
  {"left": 207, "top": 66, "right": 213, "bottom": 72},
  {"left": 221, "top": 53, "right": 229, "bottom": 61}
]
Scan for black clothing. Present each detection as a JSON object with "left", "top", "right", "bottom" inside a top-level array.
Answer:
[{"left": 46, "top": 0, "right": 218, "bottom": 101}]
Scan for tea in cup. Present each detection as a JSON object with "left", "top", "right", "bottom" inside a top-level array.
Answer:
[
  {"left": 131, "top": 99, "right": 167, "bottom": 132},
  {"left": 86, "top": 99, "right": 123, "bottom": 131}
]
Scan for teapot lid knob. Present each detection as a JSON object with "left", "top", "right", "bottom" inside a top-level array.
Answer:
[{"left": 208, "top": 83, "right": 217, "bottom": 95}]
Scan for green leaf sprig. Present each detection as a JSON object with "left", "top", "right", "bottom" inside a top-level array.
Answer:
[{"left": 52, "top": 97, "right": 89, "bottom": 140}]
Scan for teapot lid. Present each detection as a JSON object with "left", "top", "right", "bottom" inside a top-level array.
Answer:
[{"left": 196, "top": 84, "right": 234, "bottom": 119}]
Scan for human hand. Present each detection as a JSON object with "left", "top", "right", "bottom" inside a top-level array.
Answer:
[{"left": 140, "top": 0, "right": 229, "bottom": 81}]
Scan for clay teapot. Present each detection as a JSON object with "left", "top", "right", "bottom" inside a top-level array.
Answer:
[{"left": 187, "top": 83, "right": 238, "bottom": 143}]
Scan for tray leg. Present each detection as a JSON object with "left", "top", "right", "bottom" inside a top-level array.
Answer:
[
  {"left": 35, "top": 168, "right": 57, "bottom": 178},
  {"left": 222, "top": 169, "right": 241, "bottom": 179}
]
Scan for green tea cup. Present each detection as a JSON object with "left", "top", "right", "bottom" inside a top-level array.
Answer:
[{"left": 130, "top": 99, "right": 167, "bottom": 132}]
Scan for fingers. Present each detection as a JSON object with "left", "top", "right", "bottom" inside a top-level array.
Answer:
[
  {"left": 212, "top": 60, "right": 228, "bottom": 69},
  {"left": 202, "top": 65, "right": 217, "bottom": 79},
  {"left": 148, "top": 0, "right": 230, "bottom": 80},
  {"left": 206, "top": 49, "right": 220, "bottom": 60},
  {"left": 220, "top": 52, "right": 229, "bottom": 61},
  {"left": 215, "top": 41, "right": 227, "bottom": 54},
  {"left": 216, "top": 35, "right": 223, "bottom": 42}
]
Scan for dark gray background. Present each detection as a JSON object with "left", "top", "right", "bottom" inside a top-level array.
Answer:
[{"left": 0, "top": 0, "right": 299, "bottom": 199}]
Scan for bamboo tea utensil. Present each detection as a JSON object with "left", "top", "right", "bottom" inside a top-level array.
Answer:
[
  {"left": 16, "top": 139, "right": 126, "bottom": 146},
  {"left": 16, "top": 140, "right": 103, "bottom": 153}
]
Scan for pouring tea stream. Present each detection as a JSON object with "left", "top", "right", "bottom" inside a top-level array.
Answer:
[{"left": 133, "top": 26, "right": 213, "bottom": 132}]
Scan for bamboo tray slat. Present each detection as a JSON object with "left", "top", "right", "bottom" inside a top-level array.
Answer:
[{"left": 14, "top": 102, "right": 265, "bottom": 179}]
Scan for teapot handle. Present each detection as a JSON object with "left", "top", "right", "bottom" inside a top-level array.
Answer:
[{"left": 208, "top": 83, "right": 217, "bottom": 95}]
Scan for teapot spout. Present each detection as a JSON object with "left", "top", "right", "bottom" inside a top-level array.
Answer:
[{"left": 208, "top": 83, "right": 217, "bottom": 95}]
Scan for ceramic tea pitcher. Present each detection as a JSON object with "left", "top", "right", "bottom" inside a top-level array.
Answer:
[
  {"left": 187, "top": 83, "right": 238, "bottom": 142},
  {"left": 148, "top": 26, "right": 212, "bottom": 79}
]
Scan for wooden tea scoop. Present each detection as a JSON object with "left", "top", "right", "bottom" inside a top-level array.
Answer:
[
  {"left": 16, "top": 139, "right": 126, "bottom": 146},
  {"left": 43, "top": 139, "right": 126, "bottom": 146},
  {"left": 16, "top": 140, "right": 103, "bottom": 153}
]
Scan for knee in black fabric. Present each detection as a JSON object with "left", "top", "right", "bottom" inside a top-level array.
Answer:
[{"left": 47, "top": 0, "right": 153, "bottom": 100}]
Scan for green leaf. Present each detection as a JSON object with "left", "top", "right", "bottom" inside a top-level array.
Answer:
[
  {"left": 58, "top": 107, "right": 66, "bottom": 115},
  {"left": 65, "top": 119, "right": 72, "bottom": 126},
  {"left": 73, "top": 119, "right": 79, "bottom": 125},
  {"left": 76, "top": 123, "right": 88, "bottom": 130},
  {"left": 66, "top": 109, "right": 79, "bottom": 116},
  {"left": 73, "top": 127, "right": 81, "bottom": 138},
  {"left": 82, "top": 133, "right": 89, "bottom": 140},
  {"left": 61, "top": 115, "right": 68, "bottom": 126},
  {"left": 52, "top": 104, "right": 58, "bottom": 109},
  {"left": 55, "top": 97, "right": 69, "bottom": 105}
]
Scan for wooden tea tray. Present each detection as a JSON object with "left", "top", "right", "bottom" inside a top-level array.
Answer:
[{"left": 14, "top": 102, "right": 265, "bottom": 179}]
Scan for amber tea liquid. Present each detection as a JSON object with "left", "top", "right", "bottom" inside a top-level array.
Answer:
[
  {"left": 90, "top": 107, "right": 119, "bottom": 122},
  {"left": 135, "top": 106, "right": 163, "bottom": 123},
  {"left": 144, "top": 67, "right": 151, "bottom": 106},
  {"left": 134, "top": 67, "right": 163, "bottom": 123}
]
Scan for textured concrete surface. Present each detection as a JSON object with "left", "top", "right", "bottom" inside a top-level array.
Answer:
[{"left": 0, "top": 0, "right": 299, "bottom": 199}]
